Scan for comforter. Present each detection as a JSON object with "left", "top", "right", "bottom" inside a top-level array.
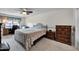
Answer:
[{"left": 14, "top": 28, "right": 46, "bottom": 50}]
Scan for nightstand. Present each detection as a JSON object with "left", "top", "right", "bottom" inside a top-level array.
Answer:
[{"left": 46, "top": 30, "right": 55, "bottom": 40}]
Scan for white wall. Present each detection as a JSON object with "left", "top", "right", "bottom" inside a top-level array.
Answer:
[
  {"left": 75, "top": 9, "right": 79, "bottom": 49},
  {"left": 25, "top": 8, "right": 74, "bottom": 30},
  {"left": 20, "top": 17, "right": 26, "bottom": 25}
]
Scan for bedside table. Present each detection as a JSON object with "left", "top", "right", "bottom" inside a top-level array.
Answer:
[{"left": 46, "top": 30, "right": 55, "bottom": 40}]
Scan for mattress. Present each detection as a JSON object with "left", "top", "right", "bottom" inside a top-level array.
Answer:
[
  {"left": 30, "top": 38, "right": 77, "bottom": 51},
  {"left": 14, "top": 28, "right": 46, "bottom": 50}
]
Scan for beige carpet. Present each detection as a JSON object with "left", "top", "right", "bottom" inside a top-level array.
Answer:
[
  {"left": 30, "top": 38, "right": 77, "bottom": 51},
  {"left": 2, "top": 35, "right": 77, "bottom": 51}
]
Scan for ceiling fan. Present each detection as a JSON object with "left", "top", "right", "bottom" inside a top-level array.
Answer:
[{"left": 21, "top": 8, "right": 33, "bottom": 15}]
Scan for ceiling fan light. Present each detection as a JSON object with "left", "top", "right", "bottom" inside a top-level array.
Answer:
[{"left": 22, "top": 11, "right": 27, "bottom": 15}]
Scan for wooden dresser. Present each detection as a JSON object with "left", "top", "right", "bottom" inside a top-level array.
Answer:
[
  {"left": 55, "top": 25, "right": 71, "bottom": 45},
  {"left": 3, "top": 28, "right": 9, "bottom": 35}
]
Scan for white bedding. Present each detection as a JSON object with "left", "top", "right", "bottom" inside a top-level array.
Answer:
[
  {"left": 30, "top": 38, "right": 77, "bottom": 51},
  {"left": 14, "top": 28, "right": 46, "bottom": 50}
]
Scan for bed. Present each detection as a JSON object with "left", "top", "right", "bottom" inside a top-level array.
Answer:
[
  {"left": 30, "top": 38, "right": 77, "bottom": 51},
  {"left": 14, "top": 28, "right": 46, "bottom": 50}
]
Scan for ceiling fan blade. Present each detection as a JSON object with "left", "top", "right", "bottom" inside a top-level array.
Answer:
[{"left": 21, "top": 8, "right": 33, "bottom": 15}]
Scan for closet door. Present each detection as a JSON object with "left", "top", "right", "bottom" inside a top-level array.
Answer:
[{"left": 56, "top": 25, "right": 71, "bottom": 45}]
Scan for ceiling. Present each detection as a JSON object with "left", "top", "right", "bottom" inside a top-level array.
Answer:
[
  {"left": 0, "top": 8, "right": 71, "bottom": 18},
  {"left": 0, "top": 8, "right": 24, "bottom": 18}
]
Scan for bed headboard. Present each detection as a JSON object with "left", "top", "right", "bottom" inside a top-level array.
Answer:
[{"left": 33, "top": 23, "right": 47, "bottom": 29}]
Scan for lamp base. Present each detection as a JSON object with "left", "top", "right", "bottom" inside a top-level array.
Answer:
[{"left": 0, "top": 43, "right": 10, "bottom": 51}]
